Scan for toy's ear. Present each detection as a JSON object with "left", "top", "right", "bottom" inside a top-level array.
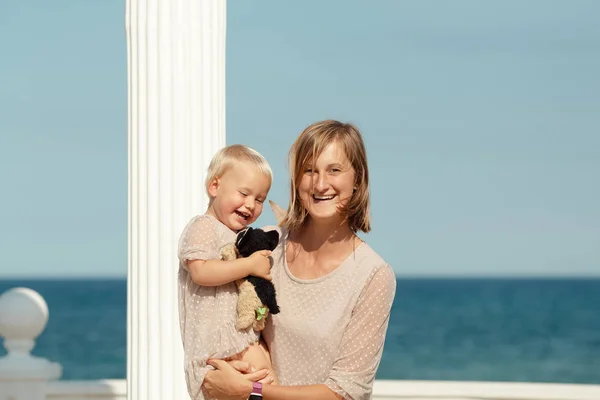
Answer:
[
  {"left": 236, "top": 227, "right": 253, "bottom": 248},
  {"left": 265, "top": 230, "right": 280, "bottom": 251},
  {"left": 269, "top": 200, "right": 286, "bottom": 224}
]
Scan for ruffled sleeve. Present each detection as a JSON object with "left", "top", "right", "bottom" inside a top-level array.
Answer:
[
  {"left": 325, "top": 265, "right": 397, "bottom": 400},
  {"left": 178, "top": 215, "right": 220, "bottom": 269}
]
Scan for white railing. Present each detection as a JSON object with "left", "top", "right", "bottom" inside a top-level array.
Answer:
[
  {"left": 42, "top": 379, "right": 600, "bottom": 400},
  {"left": 46, "top": 380, "right": 126, "bottom": 400},
  {"left": 2, "top": 287, "right": 600, "bottom": 400}
]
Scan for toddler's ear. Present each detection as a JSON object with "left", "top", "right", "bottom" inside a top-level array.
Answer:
[
  {"left": 207, "top": 177, "right": 220, "bottom": 198},
  {"left": 268, "top": 200, "right": 286, "bottom": 224}
]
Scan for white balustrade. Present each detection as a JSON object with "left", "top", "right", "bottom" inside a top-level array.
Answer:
[
  {"left": 0, "top": 287, "right": 61, "bottom": 400},
  {"left": 2, "top": 287, "right": 600, "bottom": 400},
  {"left": 40, "top": 379, "right": 600, "bottom": 400}
]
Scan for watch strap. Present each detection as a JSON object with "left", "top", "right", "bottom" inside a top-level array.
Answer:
[{"left": 249, "top": 381, "right": 263, "bottom": 398}]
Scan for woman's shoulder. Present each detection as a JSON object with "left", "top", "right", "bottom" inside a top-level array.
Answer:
[
  {"left": 358, "top": 241, "right": 387, "bottom": 266},
  {"left": 355, "top": 243, "right": 396, "bottom": 297},
  {"left": 357, "top": 242, "right": 394, "bottom": 277}
]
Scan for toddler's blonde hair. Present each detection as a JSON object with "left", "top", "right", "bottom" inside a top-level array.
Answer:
[{"left": 205, "top": 144, "right": 273, "bottom": 198}]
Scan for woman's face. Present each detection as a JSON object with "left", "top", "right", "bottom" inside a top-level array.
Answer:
[{"left": 298, "top": 141, "right": 356, "bottom": 223}]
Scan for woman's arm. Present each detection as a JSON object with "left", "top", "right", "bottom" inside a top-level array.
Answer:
[
  {"left": 323, "top": 265, "right": 396, "bottom": 399},
  {"left": 261, "top": 384, "right": 342, "bottom": 400},
  {"left": 203, "top": 360, "right": 270, "bottom": 400},
  {"left": 205, "top": 361, "right": 341, "bottom": 400}
]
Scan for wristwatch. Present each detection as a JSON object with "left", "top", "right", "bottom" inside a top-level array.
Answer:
[{"left": 249, "top": 382, "right": 263, "bottom": 399}]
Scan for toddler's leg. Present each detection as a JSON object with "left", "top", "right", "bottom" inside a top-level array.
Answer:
[{"left": 241, "top": 340, "right": 279, "bottom": 385}]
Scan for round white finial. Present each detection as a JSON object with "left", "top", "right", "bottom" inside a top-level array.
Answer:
[
  {"left": 0, "top": 287, "right": 62, "bottom": 380},
  {"left": 0, "top": 287, "right": 49, "bottom": 344}
]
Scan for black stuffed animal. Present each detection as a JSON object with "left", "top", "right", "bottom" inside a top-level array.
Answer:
[{"left": 220, "top": 227, "right": 280, "bottom": 331}]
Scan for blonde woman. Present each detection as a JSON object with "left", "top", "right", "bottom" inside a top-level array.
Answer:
[{"left": 203, "top": 120, "right": 396, "bottom": 400}]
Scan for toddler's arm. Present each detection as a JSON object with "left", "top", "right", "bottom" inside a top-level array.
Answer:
[{"left": 187, "top": 249, "right": 272, "bottom": 287}]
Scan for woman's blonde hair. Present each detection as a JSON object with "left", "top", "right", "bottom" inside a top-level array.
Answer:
[
  {"left": 205, "top": 144, "right": 272, "bottom": 197},
  {"left": 280, "top": 120, "right": 371, "bottom": 233}
]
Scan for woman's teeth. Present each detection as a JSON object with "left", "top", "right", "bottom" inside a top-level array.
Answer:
[{"left": 313, "top": 194, "right": 335, "bottom": 201}]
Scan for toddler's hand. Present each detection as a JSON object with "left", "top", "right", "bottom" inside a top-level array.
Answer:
[{"left": 248, "top": 250, "right": 272, "bottom": 281}]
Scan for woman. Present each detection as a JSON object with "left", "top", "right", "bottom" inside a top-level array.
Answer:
[{"left": 204, "top": 120, "right": 396, "bottom": 399}]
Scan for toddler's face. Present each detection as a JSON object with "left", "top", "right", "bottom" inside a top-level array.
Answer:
[{"left": 208, "top": 162, "right": 271, "bottom": 231}]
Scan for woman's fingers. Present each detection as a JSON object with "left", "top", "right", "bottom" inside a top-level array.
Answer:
[
  {"left": 207, "top": 358, "right": 268, "bottom": 381},
  {"left": 228, "top": 360, "right": 255, "bottom": 373},
  {"left": 244, "top": 368, "right": 270, "bottom": 382},
  {"left": 258, "top": 375, "right": 276, "bottom": 385},
  {"left": 207, "top": 359, "right": 229, "bottom": 370}
]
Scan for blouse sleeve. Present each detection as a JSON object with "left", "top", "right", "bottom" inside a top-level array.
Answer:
[
  {"left": 325, "top": 264, "right": 397, "bottom": 400},
  {"left": 177, "top": 215, "right": 220, "bottom": 269}
]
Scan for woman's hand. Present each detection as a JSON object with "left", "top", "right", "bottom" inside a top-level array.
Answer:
[
  {"left": 203, "top": 359, "right": 269, "bottom": 400},
  {"left": 228, "top": 359, "right": 276, "bottom": 385}
]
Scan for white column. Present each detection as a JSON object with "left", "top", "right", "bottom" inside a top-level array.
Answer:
[
  {"left": 125, "top": 1, "right": 226, "bottom": 399},
  {"left": 0, "top": 287, "right": 62, "bottom": 400}
]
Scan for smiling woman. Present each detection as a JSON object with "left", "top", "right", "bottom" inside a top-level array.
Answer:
[
  {"left": 203, "top": 121, "right": 396, "bottom": 400},
  {"left": 283, "top": 120, "right": 371, "bottom": 234}
]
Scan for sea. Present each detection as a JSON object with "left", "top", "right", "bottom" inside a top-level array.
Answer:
[{"left": 0, "top": 278, "right": 599, "bottom": 384}]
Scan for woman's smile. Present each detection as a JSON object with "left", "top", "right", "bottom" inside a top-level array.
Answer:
[{"left": 311, "top": 194, "right": 336, "bottom": 202}]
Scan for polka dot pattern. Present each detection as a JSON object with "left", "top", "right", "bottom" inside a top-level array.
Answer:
[{"left": 262, "top": 227, "right": 397, "bottom": 400}]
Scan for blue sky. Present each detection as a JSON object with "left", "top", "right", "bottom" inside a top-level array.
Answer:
[{"left": 0, "top": 0, "right": 598, "bottom": 278}]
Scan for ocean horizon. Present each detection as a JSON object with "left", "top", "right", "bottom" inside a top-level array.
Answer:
[{"left": 1, "top": 277, "right": 599, "bottom": 384}]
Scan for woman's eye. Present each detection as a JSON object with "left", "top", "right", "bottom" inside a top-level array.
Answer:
[{"left": 304, "top": 169, "right": 313, "bottom": 174}]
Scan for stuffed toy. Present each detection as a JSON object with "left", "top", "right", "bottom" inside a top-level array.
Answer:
[{"left": 220, "top": 227, "right": 280, "bottom": 331}]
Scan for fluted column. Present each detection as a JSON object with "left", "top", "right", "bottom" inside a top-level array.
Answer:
[{"left": 125, "top": 1, "right": 226, "bottom": 399}]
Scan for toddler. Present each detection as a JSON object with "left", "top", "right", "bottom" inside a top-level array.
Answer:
[{"left": 177, "top": 144, "right": 276, "bottom": 399}]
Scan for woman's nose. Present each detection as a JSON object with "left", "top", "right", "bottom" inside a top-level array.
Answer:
[{"left": 314, "top": 174, "right": 329, "bottom": 191}]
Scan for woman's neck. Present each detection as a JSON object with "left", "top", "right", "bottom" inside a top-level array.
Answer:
[
  {"left": 287, "top": 217, "right": 359, "bottom": 279},
  {"left": 293, "top": 217, "right": 355, "bottom": 252}
]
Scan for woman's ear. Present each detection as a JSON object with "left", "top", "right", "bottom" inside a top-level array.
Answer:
[{"left": 207, "top": 177, "right": 220, "bottom": 198}]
